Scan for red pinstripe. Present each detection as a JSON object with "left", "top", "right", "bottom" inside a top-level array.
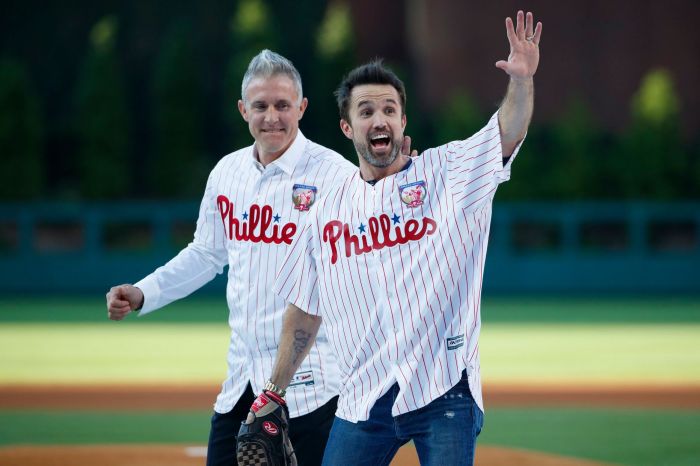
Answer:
[{"left": 273, "top": 112, "right": 522, "bottom": 422}]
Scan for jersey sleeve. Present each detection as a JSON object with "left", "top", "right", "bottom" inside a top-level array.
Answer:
[
  {"left": 134, "top": 168, "right": 229, "bottom": 315},
  {"left": 272, "top": 214, "right": 322, "bottom": 317},
  {"left": 430, "top": 111, "right": 524, "bottom": 210}
]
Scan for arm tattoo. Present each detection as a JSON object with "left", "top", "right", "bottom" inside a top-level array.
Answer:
[{"left": 292, "top": 329, "right": 312, "bottom": 364}]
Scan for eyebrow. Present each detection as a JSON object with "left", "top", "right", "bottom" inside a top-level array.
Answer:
[
  {"left": 251, "top": 99, "right": 292, "bottom": 106},
  {"left": 357, "top": 98, "right": 399, "bottom": 108}
]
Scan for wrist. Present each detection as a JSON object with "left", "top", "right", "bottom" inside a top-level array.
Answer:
[
  {"left": 263, "top": 390, "right": 286, "bottom": 406},
  {"left": 134, "top": 287, "right": 145, "bottom": 311},
  {"left": 264, "top": 379, "right": 287, "bottom": 398},
  {"left": 509, "top": 75, "right": 534, "bottom": 85}
]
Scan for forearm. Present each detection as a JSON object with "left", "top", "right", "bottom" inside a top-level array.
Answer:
[
  {"left": 134, "top": 243, "right": 225, "bottom": 314},
  {"left": 269, "top": 303, "right": 322, "bottom": 389},
  {"left": 498, "top": 77, "right": 534, "bottom": 158}
]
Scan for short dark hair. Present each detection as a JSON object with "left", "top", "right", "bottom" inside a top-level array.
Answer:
[{"left": 334, "top": 59, "right": 407, "bottom": 122}]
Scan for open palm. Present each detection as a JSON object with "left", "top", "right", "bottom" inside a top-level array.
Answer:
[{"left": 495, "top": 11, "right": 542, "bottom": 80}]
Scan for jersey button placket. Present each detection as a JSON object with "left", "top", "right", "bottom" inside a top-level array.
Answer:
[{"left": 371, "top": 187, "right": 380, "bottom": 215}]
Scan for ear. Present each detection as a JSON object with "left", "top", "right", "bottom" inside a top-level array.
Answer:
[
  {"left": 340, "top": 119, "right": 353, "bottom": 140},
  {"left": 238, "top": 100, "right": 248, "bottom": 122},
  {"left": 401, "top": 114, "right": 407, "bottom": 130},
  {"left": 297, "top": 97, "right": 308, "bottom": 119}
]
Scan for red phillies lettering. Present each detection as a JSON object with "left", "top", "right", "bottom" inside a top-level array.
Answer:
[
  {"left": 323, "top": 214, "right": 437, "bottom": 264},
  {"left": 216, "top": 195, "right": 297, "bottom": 245}
]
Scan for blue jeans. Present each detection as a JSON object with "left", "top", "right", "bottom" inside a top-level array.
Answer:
[{"left": 322, "top": 373, "right": 483, "bottom": 466}]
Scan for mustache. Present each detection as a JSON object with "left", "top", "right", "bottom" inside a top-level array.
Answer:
[{"left": 366, "top": 130, "right": 393, "bottom": 142}]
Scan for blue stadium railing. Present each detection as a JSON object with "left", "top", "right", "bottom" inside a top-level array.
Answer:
[{"left": 0, "top": 202, "right": 698, "bottom": 294}]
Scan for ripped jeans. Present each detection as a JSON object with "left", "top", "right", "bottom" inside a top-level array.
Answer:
[{"left": 321, "top": 371, "right": 484, "bottom": 466}]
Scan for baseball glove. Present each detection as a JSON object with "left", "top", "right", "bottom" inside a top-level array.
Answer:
[{"left": 236, "top": 391, "right": 297, "bottom": 466}]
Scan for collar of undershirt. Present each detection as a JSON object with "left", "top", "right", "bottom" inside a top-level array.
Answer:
[
  {"left": 364, "top": 158, "right": 413, "bottom": 186},
  {"left": 250, "top": 130, "right": 307, "bottom": 175}
]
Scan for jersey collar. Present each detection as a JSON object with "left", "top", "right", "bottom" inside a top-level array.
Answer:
[{"left": 250, "top": 130, "right": 307, "bottom": 175}]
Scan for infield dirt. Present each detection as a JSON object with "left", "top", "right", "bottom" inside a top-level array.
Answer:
[
  {"left": 0, "top": 444, "right": 620, "bottom": 466},
  {"left": 3, "top": 383, "right": 696, "bottom": 466}
]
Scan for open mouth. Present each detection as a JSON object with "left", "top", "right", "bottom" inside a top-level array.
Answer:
[{"left": 369, "top": 133, "right": 391, "bottom": 151}]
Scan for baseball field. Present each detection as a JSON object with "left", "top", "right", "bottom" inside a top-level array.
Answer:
[{"left": 1, "top": 296, "right": 699, "bottom": 465}]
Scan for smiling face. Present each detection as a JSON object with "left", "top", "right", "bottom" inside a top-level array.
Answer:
[
  {"left": 238, "top": 74, "right": 307, "bottom": 163},
  {"left": 340, "top": 84, "right": 407, "bottom": 172}
]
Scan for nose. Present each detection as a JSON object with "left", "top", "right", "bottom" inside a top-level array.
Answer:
[
  {"left": 371, "top": 113, "right": 388, "bottom": 130},
  {"left": 264, "top": 107, "right": 279, "bottom": 124}
]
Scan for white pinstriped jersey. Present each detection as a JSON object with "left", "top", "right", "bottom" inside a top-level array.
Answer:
[
  {"left": 133, "top": 131, "right": 356, "bottom": 417},
  {"left": 274, "top": 113, "right": 522, "bottom": 422}
]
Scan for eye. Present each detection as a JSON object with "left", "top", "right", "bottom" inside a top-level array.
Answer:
[
  {"left": 386, "top": 107, "right": 396, "bottom": 115},
  {"left": 277, "top": 103, "right": 290, "bottom": 110},
  {"left": 360, "top": 109, "right": 371, "bottom": 117},
  {"left": 253, "top": 103, "right": 266, "bottom": 111}
]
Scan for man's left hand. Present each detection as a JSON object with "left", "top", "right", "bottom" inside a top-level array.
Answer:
[{"left": 495, "top": 10, "right": 542, "bottom": 80}]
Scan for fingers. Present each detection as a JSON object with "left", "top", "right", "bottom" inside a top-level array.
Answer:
[
  {"left": 533, "top": 21, "right": 543, "bottom": 46},
  {"left": 527, "top": 12, "right": 535, "bottom": 40},
  {"left": 401, "top": 135, "right": 411, "bottom": 155},
  {"left": 495, "top": 60, "right": 509, "bottom": 72},
  {"left": 106, "top": 285, "right": 135, "bottom": 320},
  {"left": 108, "top": 307, "right": 131, "bottom": 321},
  {"left": 516, "top": 10, "right": 525, "bottom": 41},
  {"left": 401, "top": 135, "right": 417, "bottom": 158},
  {"left": 504, "top": 17, "right": 516, "bottom": 44},
  {"left": 507, "top": 11, "right": 541, "bottom": 45}
]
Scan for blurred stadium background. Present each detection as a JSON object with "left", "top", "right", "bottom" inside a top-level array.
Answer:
[{"left": 1, "top": 1, "right": 699, "bottom": 465}]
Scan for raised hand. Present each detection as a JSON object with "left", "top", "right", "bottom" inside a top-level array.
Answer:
[{"left": 495, "top": 10, "right": 542, "bottom": 81}]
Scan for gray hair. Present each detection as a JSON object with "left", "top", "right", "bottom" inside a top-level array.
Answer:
[{"left": 241, "top": 49, "right": 303, "bottom": 104}]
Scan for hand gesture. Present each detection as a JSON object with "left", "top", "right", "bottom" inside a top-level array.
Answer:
[
  {"left": 401, "top": 135, "right": 418, "bottom": 158},
  {"left": 495, "top": 11, "right": 542, "bottom": 81},
  {"left": 106, "top": 284, "right": 143, "bottom": 320}
]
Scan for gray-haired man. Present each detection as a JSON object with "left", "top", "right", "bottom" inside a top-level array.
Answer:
[{"left": 105, "top": 50, "right": 358, "bottom": 465}]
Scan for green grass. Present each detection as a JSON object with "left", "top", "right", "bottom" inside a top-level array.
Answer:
[
  {"left": 481, "top": 323, "right": 700, "bottom": 384},
  {"left": 0, "top": 323, "right": 230, "bottom": 384},
  {"left": 1, "top": 296, "right": 699, "bottom": 465},
  {"left": 481, "top": 296, "right": 700, "bottom": 323},
  {"left": 0, "top": 296, "right": 228, "bottom": 323},
  {"left": 0, "top": 410, "right": 209, "bottom": 445},
  {"left": 1, "top": 295, "right": 699, "bottom": 323},
  {"left": 481, "top": 407, "right": 700, "bottom": 466},
  {"left": 1, "top": 408, "right": 698, "bottom": 465},
  {"left": 1, "top": 321, "right": 698, "bottom": 385}
]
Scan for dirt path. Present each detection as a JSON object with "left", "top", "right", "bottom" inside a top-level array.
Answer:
[
  {"left": 0, "top": 444, "right": 619, "bottom": 466},
  {"left": 2, "top": 383, "right": 698, "bottom": 410},
  {"left": 3, "top": 383, "right": 690, "bottom": 465}
]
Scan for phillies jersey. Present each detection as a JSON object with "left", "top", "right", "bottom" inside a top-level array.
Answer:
[
  {"left": 134, "top": 131, "right": 356, "bottom": 417},
  {"left": 274, "top": 113, "right": 522, "bottom": 422}
]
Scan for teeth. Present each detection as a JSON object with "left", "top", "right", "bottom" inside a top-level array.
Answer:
[{"left": 371, "top": 134, "right": 389, "bottom": 141}]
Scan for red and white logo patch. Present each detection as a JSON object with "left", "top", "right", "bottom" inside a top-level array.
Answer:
[
  {"left": 292, "top": 184, "right": 317, "bottom": 211},
  {"left": 262, "top": 421, "right": 279, "bottom": 436},
  {"left": 399, "top": 181, "right": 427, "bottom": 208},
  {"left": 251, "top": 395, "right": 269, "bottom": 413}
]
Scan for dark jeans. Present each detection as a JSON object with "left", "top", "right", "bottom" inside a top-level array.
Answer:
[{"left": 206, "top": 384, "right": 338, "bottom": 466}]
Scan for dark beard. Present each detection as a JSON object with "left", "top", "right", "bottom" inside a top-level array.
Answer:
[{"left": 355, "top": 137, "right": 401, "bottom": 168}]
